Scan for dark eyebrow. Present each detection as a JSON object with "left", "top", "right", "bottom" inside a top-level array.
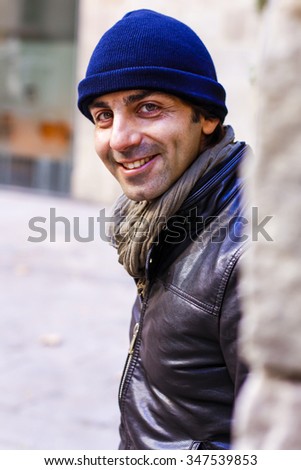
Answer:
[
  {"left": 89, "top": 90, "right": 158, "bottom": 111},
  {"left": 89, "top": 99, "right": 110, "bottom": 110},
  {"left": 123, "top": 90, "right": 156, "bottom": 105}
]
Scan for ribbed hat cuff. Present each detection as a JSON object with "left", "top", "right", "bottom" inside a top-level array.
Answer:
[{"left": 78, "top": 66, "right": 227, "bottom": 122}]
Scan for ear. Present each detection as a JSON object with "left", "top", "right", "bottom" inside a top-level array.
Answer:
[{"left": 202, "top": 117, "right": 220, "bottom": 135}]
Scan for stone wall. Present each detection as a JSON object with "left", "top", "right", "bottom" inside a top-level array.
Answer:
[
  {"left": 71, "top": 0, "right": 258, "bottom": 203},
  {"left": 234, "top": 0, "right": 301, "bottom": 449}
]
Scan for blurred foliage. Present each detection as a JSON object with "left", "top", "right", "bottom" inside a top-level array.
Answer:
[{"left": 257, "top": 0, "right": 268, "bottom": 11}]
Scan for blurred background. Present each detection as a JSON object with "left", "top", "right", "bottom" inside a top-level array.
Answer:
[{"left": 0, "top": 0, "right": 260, "bottom": 450}]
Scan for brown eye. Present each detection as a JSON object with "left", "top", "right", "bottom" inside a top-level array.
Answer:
[
  {"left": 98, "top": 111, "right": 113, "bottom": 121},
  {"left": 94, "top": 110, "right": 113, "bottom": 127},
  {"left": 141, "top": 103, "right": 159, "bottom": 113}
]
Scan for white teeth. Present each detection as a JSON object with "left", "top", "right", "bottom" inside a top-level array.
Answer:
[{"left": 123, "top": 156, "right": 151, "bottom": 170}]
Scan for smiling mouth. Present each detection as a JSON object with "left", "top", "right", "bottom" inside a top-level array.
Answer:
[{"left": 121, "top": 156, "right": 155, "bottom": 170}]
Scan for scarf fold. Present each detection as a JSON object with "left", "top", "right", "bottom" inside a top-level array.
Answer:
[{"left": 109, "top": 126, "right": 240, "bottom": 281}]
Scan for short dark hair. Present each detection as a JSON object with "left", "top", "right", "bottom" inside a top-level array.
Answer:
[{"left": 190, "top": 103, "right": 226, "bottom": 150}]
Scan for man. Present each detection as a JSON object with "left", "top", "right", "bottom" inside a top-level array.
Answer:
[{"left": 78, "top": 9, "right": 249, "bottom": 450}]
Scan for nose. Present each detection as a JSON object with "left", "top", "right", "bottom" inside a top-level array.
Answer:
[{"left": 109, "top": 115, "right": 142, "bottom": 152}]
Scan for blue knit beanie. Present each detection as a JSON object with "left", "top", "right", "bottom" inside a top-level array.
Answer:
[{"left": 78, "top": 9, "right": 227, "bottom": 122}]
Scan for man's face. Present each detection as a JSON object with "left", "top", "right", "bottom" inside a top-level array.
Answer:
[{"left": 89, "top": 90, "right": 218, "bottom": 201}]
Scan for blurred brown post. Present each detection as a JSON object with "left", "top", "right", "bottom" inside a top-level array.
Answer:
[{"left": 234, "top": 0, "right": 301, "bottom": 449}]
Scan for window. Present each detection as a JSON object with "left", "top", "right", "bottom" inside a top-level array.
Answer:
[{"left": 0, "top": 0, "right": 78, "bottom": 193}]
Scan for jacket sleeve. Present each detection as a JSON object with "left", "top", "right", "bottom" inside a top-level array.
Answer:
[{"left": 219, "top": 251, "right": 248, "bottom": 396}]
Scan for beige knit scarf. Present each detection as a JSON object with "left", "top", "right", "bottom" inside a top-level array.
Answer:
[{"left": 109, "top": 126, "right": 238, "bottom": 284}]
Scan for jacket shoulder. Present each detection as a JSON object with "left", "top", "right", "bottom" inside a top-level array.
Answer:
[{"left": 157, "top": 191, "right": 247, "bottom": 317}]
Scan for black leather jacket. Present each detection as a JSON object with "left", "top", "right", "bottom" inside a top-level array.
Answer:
[{"left": 118, "top": 143, "right": 249, "bottom": 450}]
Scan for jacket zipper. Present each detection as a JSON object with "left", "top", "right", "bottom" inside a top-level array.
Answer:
[
  {"left": 128, "top": 322, "right": 140, "bottom": 355},
  {"left": 118, "top": 322, "right": 140, "bottom": 402}
]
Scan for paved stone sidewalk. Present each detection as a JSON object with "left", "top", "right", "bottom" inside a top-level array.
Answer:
[{"left": 0, "top": 187, "right": 136, "bottom": 449}]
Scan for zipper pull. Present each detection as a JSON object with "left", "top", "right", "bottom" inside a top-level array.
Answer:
[{"left": 128, "top": 322, "right": 139, "bottom": 355}]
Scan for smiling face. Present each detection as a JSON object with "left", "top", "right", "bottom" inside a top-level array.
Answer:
[{"left": 89, "top": 90, "right": 219, "bottom": 201}]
